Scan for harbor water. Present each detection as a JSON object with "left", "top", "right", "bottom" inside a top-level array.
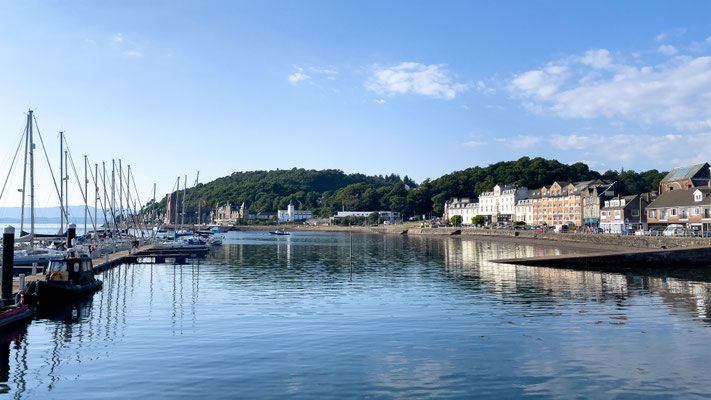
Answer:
[{"left": 2, "top": 231, "right": 711, "bottom": 398}]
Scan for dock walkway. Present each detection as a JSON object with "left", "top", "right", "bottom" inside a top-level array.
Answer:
[{"left": 12, "top": 244, "right": 155, "bottom": 294}]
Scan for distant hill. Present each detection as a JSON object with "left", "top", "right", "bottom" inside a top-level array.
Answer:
[
  {"left": 146, "top": 158, "right": 668, "bottom": 220},
  {"left": 0, "top": 206, "right": 107, "bottom": 224}
]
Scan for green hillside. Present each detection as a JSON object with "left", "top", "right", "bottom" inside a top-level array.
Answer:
[{"left": 146, "top": 158, "right": 667, "bottom": 221}]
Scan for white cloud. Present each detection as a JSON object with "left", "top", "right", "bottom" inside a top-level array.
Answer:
[
  {"left": 655, "top": 28, "right": 686, "bottom": 42},
  {"left": 113, "top": 33, "right": 124, "bottom": 43},
  {"left": 509, "top": 48, "right": 711, "bottom": 130},
  {"left": 707, "top": 36, "right": 711, "bottom": 44},
  {"left": 550, "top": 132, "right": 711, "bottom": 168},
  {"left": 288, "top": 67, "right": 310, "bottom": 84},
  {"left": 366, "top": 62, "right": 468, "bottom": 100},
  {"left": 510, "top": 63, "right": 568, "bottom": 100},
  {"left": 374, "top": 99, "right": 386, "bottom": 104},
  {"left": 579, "top": 49, "right": 612, "bottom": 69},
  {"left": 475, "top": 80, "right": 495, "bottom": 95},
  {"left": 657, "top": 44, "right": 678, "bottom": 55}
]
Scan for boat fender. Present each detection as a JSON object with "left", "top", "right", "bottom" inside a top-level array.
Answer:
[
  {"left": 15, "top": 291, "right": 24, "bottom": 305},
  {"left": 74, "top": 264, "right": 80, "bottom": 273}
]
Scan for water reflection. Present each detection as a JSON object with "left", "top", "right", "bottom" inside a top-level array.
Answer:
[
  {"left": 0, "top": 232, "right": 710, "bottom": 398},
  {"left": 441, "top": 237, "right": 711, "bottom": 324}
]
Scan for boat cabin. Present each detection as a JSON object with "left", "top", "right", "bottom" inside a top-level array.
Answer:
[{"left": 46, "top": 257, "right": 94, "bottom": 283}]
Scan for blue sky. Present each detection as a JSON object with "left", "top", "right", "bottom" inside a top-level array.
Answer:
[{"left": 1, "top": 1, "right": 711, "bottom": 207}]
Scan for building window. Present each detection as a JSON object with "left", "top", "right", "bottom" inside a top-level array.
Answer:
[
  {"left": 631, "top": 209, "right": 639, "bottom": 217},
  {"left": 614, "top": 210, "right": 621, "bottom": 218},
  {"left": 670, "top": 208, "right": 677, "bottom": 217},
  {"left": 692, "top": 207, "right": 700, "bottom": 216},
  {"left": 695, "top": 193, "right": 702, "bottom": 202},
  {"left": 649, "top": 210, "right": 656, "bottom": 219}
]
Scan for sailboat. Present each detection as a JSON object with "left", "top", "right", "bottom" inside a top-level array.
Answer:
[{"left": 1, "top": 110, "right": 65, "bottom": 268}]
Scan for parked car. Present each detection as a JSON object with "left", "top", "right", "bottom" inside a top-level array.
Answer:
[
  {"left": 663, "top": 224, "right": 685, "bottom": 237},
  {"left": 554, "top": 224, "right": 569, "bottom": 233}
]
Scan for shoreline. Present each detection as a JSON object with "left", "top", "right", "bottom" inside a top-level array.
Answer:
[{"left": 183, "top": 224, "right": 711, "bottom": 254}]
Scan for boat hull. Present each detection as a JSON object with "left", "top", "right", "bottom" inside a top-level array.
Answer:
[
  {"left": 26, "top": 280, "right": 103, "bottom": 305},
  {"left": 0, "top": 306, "right": 32, "bottom": 330}
]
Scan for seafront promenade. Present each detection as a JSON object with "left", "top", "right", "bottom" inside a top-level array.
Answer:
[{"left": 217, "top": 224, "right": 711, "bottom": 250}]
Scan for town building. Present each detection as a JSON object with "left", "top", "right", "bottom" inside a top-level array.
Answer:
[
  {"left": 443, "top": 197, "right": 480, "bottom": 224},
  {"left": 334, "top": 211, "right": 401, "bottom": 223},
  {"left": 646, "top": 187, "right": 711, "bottom": 232},
  {"left": 163, "top": 191, "right": 183, "bottom": 225},
  {"left": 514, "top": 199, "right": 533, "bottom": 224},
  {"left": 277, "top": 201, "right": 312, "bottom": 222},
  {"left": 531, "top": 181, "right": 583, "bottom": 226},
  {"left": 599, "top": 193, "right": 654, "bottom": 233},
  {"left": 477, "top": 184, "right": 530, "bottom": 224},
  {"left": 214, "top": 202, "right": 250, "bottom": 225},
  {"left": 658, "top": 163, "right": 710, "bottom": 193},
  {"left": 581, "top": 181, "right": 620, "bottom": 227}
]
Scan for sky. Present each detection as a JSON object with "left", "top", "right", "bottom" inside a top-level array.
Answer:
[{"left": 1, "top": 1, "right": 711, "bottom": 207}]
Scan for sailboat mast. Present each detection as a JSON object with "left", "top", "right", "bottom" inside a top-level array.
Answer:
[
  {"left": 174, "top": 176, "right": 180, "bottom": 229},
  {"left": 181, "top": 174, "right": 186, "bottom": 229},
  {"left": 84, "top": 155, "right": 88, "bottom": 235},
  {"left": 103, "top": 161, "right": 107, "bottom": 232},
  {"left": 29, "top": 110, "right": 35, "bottom": 248},
  {"left": 195, "top": 171, "right": 199, "bottom": 225},
  {"left": 64, "top": 149, "right": 69, "bottom": 229},
  {"left": 118, "top": 159, "right": 124, "bottom": 231},
  {"left": 59, "top": 131, "right": 64, "bottom": 233},
  {"left": 111, "top": 159, "right": 116, "bottom": 236},
  {"left": 94, "top": 163, "right": 98, "bottom": 238},
  {"left": 19, "top": 112, "right": 29, "bottom": 235},
  {"left": 126, "top": 164, "right": 131, "bottom": 235},
  {"left": 152, "top": 183, "right": 156, "bottom": 226}
]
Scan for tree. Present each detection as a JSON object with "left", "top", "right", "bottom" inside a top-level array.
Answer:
[
  {"left": 450, "top": 215, "right": 463, "bottom": 227},
  {"left": 472, "top": 215, "right": 486, "bottom": 226},
  {"left": 368, "top": 212, "right": 380, "bottom": 225}
]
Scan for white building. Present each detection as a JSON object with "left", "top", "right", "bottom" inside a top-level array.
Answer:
[
  {"left": 514, "top": 199, "right": 533, "bottom": 224},
  {"left": 478, "top": 185, "right": 530, "bottom": 223},
  {"left": 277, "top": 202, "right": 312, "bottom": 222},
  {"left": 443, "top": 198, "right": 480, "bottom": 224},
  {"left": 334, "top": 211, "right": 400, "bottom": 222}
]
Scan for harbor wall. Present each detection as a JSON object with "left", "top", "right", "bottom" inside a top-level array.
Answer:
[{"left": 403, "top": 227, "right": 711, "bottom": 249}]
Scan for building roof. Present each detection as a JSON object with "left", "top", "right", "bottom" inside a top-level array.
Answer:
[
  {"left": 661, "top": 163, "right": 710, "bottom": 182},
  {"left": 647, "top": 187, "right": 711, "bottom": 209}
]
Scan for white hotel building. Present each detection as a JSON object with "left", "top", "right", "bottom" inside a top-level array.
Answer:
[{"left": 444, "top": 184, "right": 531, "bottom": 224}]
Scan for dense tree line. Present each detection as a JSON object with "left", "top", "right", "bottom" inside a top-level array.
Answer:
[{"left": 145, "top": 158, "right": 668, "bottom": 221}]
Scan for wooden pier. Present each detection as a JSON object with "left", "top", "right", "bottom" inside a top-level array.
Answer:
[{"left": 11, "top": 243, "right": 207, "bottom": 294}]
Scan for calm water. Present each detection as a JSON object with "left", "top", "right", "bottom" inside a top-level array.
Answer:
[{"left": 2, "top": 231, "right": 711, "bottom": 398}]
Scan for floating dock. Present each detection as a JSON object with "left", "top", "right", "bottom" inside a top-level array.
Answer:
[{"left": 12, "top": 243, "right": 208, "bottom": 294}]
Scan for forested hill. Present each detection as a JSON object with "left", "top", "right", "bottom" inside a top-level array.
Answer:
[{"left": 149, "top": 158, "right": 667, "bottom": 220}]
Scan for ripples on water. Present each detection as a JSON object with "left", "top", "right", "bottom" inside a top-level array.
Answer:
[{"left": 1, "top": 232, "right": 711, "bottom": 398}]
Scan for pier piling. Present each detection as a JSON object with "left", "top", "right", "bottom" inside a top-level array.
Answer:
[
  {"left": 67, "top": 223, "right": 76, "bottom": 248},
  {"left": 2, "top": 226, "right": 15, "bottom": 306}
]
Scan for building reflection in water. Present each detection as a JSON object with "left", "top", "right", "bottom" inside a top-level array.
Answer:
[{"left": 440, "top": 237, "right": 711, "bottom": 323}]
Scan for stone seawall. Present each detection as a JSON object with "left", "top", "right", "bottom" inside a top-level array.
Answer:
[{"left": 404, "top": 227, "right": 711, "bottom": 249}]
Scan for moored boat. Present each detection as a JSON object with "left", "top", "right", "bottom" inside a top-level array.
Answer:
[
  {"left": 23, "top": 246, "right": 102, "bottom": 306},
  {"left": 269, "top": 229, "right": 290, "bottom": 235}
]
